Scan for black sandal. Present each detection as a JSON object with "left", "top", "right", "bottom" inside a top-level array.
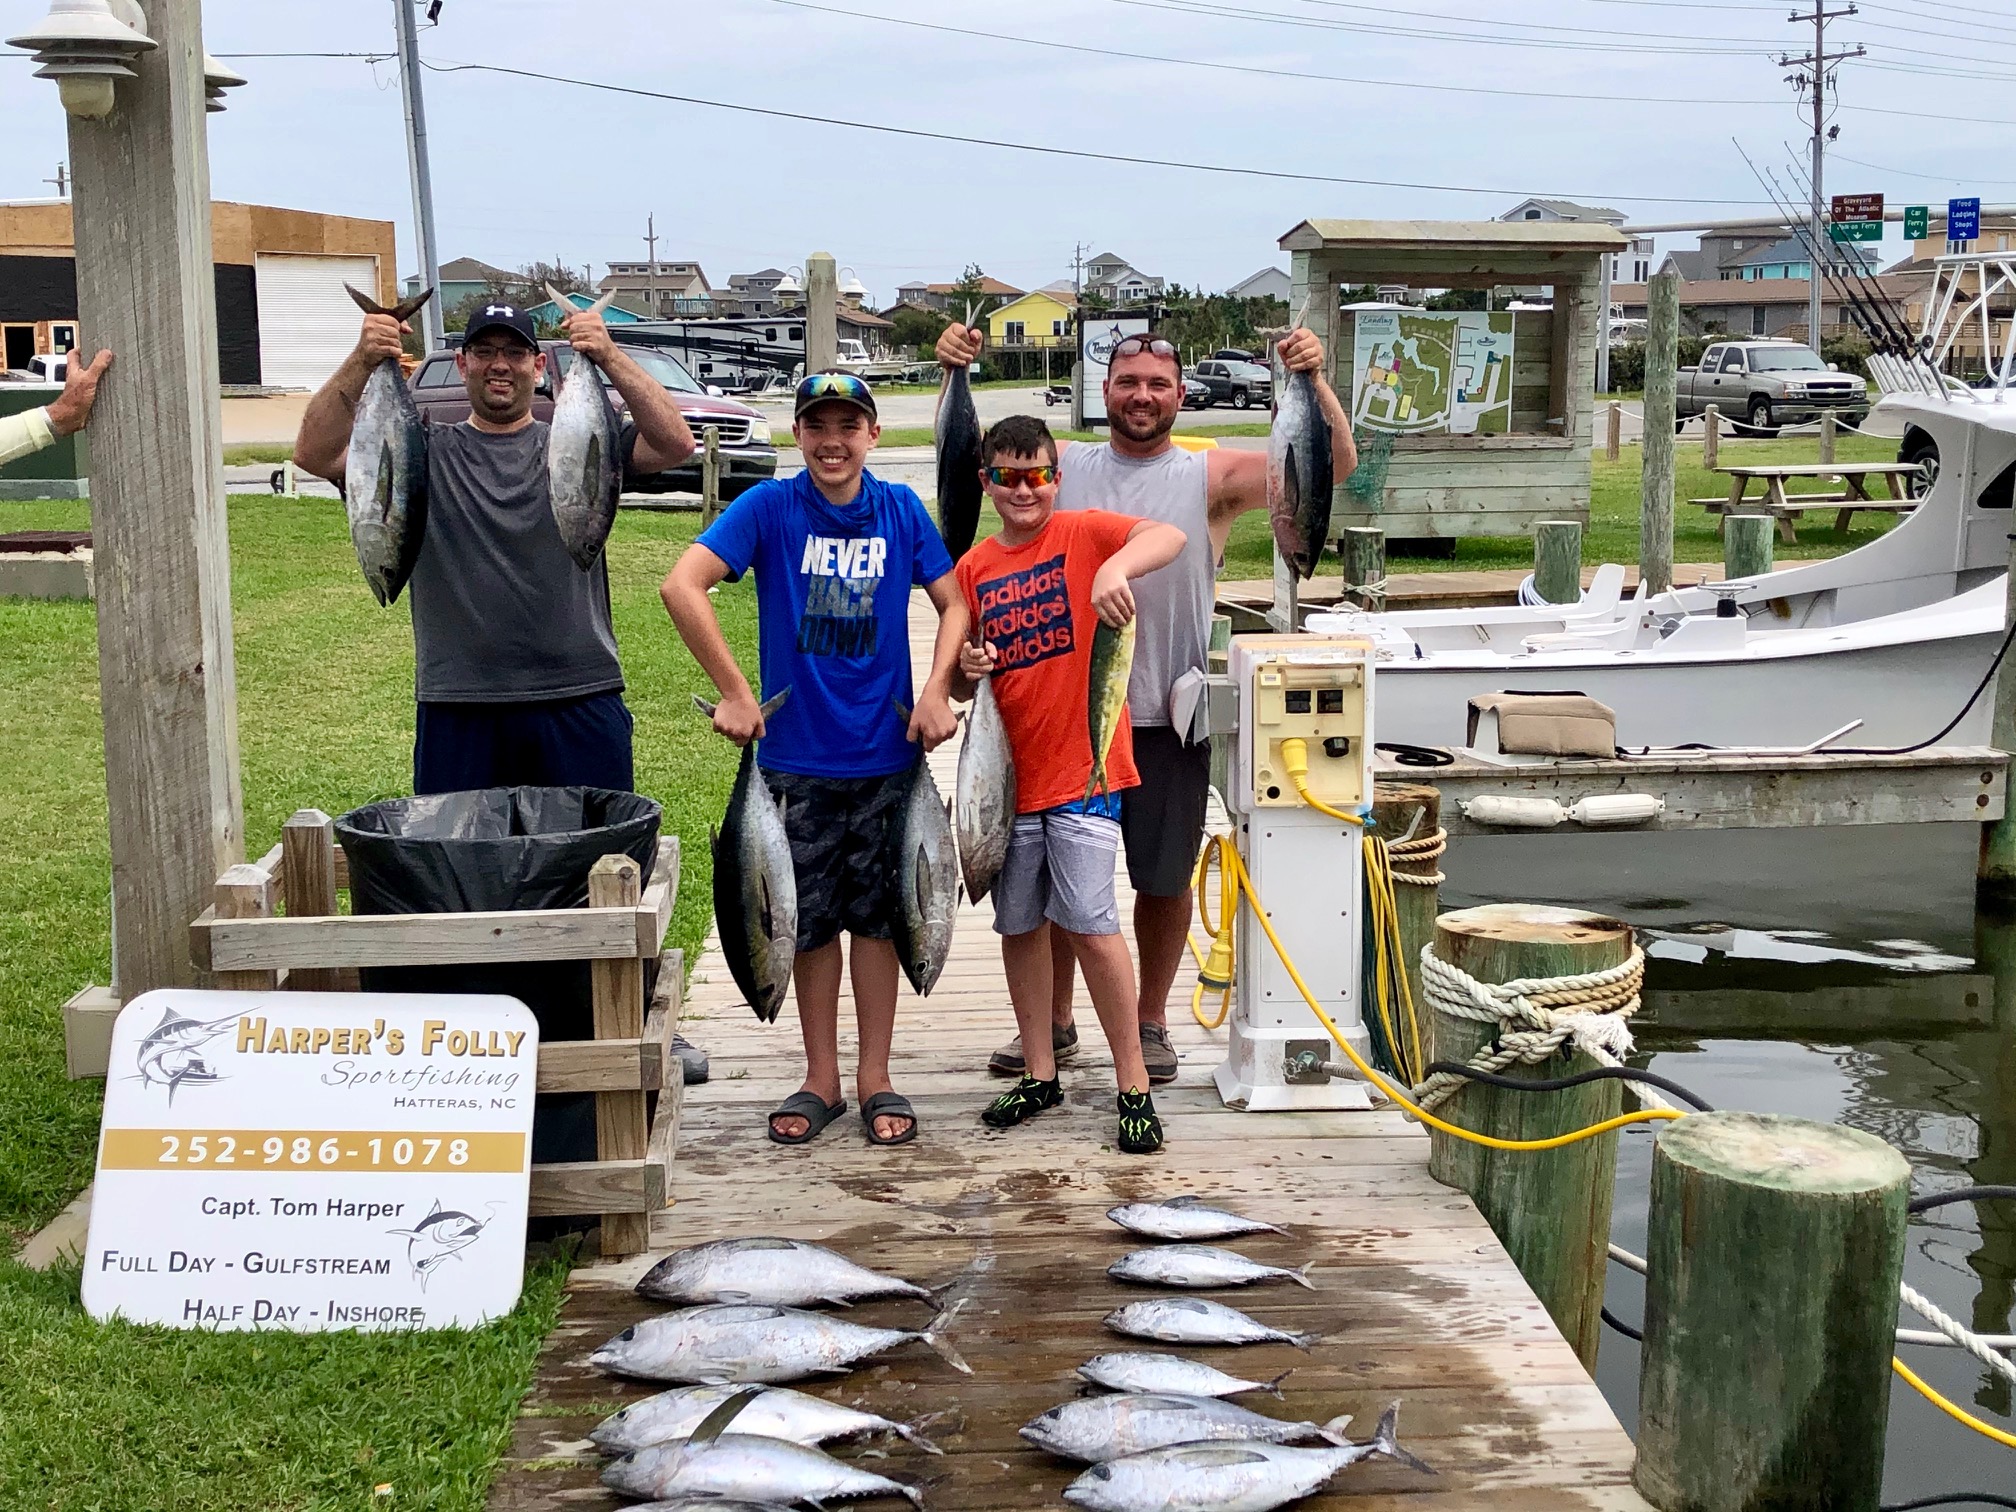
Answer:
[
  {"left": 981, "top": 1075, "right": 1062, "bottom": 1129},
  {"left": 860, "top": 1090, "right": 919, "bottom": 1146},
  {"left": 768, "top": 1090, "right": 847, "bottom": 1145}
]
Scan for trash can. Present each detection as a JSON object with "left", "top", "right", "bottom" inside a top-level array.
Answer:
[{"left": 335, "top": 786, "right": 661, "bottom": 1165}]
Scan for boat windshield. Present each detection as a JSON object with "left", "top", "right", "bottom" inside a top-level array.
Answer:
[
  {"left": 553, "top": 344, "right": 706, "bottom": 394},
  {"left": 1748, "top": 348, "right": 1827, "bottom": 372}
]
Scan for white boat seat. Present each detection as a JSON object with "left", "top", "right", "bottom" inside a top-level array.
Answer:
[{"left": 1567, "top": 563, "right": 1627, "bottom": 617}]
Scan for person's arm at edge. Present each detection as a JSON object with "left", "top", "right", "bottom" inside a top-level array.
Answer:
[
  {"left": 910, "top": 574, "right": 966, "bottom": 749},
  {"left": 0, "top": 407, "right": 55, "bottom": 468},
  {"left": 296, "top": 314, "right": 406, "bottom": 482},
  {"left": 597, "top": 340, "right": 695, "bottom": 474},
  {"left": 659, "top": 542, "right": 767, "bottom": 744},
  {"left": 1090, "top": 518, "right": 1187, "bottom": 627}
]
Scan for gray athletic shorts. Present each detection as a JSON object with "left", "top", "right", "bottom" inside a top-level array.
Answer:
[{"left": 993, "top": 807, "right": 1123, "bottom": 938}]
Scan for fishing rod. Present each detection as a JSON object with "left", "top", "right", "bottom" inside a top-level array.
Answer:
[
  {"left": 1730, "top": 139, "right": 1887, "bottom": 349},
  {"left": 1776, "top": 145, "right": 1926, "bottom": 362}
]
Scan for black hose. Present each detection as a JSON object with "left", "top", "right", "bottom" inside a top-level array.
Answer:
[
  {"left": 1422, "top": 1060, "right": 1717, "bottom": 1113},
  {"left": 1600, "top": 1304, "right": 1644, "bottom": 1342},
  {"left": 1881, "top": 1497, "right": 2016, "bottom": 1511},
  {"left": 1833, "top": 614, "right": 2016, "bottom": 757},
  {"left": 1908, "top": 1186, "right": 2016, "bottom": 1215},
  {"left": 1374, "top": 741, "right": 1455, "bottom": 768}
]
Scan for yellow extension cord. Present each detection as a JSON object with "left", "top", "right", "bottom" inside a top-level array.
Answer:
[{"left": 1188, "top": 750, "right": 2014, "bottom": 1449}]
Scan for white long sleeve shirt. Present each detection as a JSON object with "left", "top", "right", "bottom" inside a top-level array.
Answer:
[{"left": 0, "top": 406, "right": 55, "bottom": 466}]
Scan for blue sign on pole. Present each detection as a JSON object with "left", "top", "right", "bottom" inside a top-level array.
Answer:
[{"left": 1949, "top": 197, "right": 1981, "bottom": 242}]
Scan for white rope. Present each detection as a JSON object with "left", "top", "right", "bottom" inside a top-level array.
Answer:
[{"left": 1384, "top": 827, "right": 1446, "bottom": 887}]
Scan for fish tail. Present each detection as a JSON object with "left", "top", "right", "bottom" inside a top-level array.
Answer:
[
  {"left": 345, "top": 283, "right": 433, "bottom": 323},
  {"left": 1290, "top": 1263, "right": 1319, "bottom": 1291},
  {"left": 1316, "top": 1413, "right": 1355, "bottom": 1446},
  {"left": 1287, "top": 1328, "right": 1323, "bottom": 1351},
  {"left": 896, "top": 1411, "right": 953, "bottom": 1456},
  {"left": 1262, "top": 1368, "right": 1295, "bottom": 1400},
  {"left": 921, "top": 1298, "right": 973, "bottom": 1375},
  {"left": 1369, "top": 1402, "right": 1435, "bottom": 1476}
]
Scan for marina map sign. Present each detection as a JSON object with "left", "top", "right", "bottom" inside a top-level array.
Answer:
[
  {"left": 1350, "top": 307, "right": 1514, "bottom": 436},
  {"left": 82, "top": 989, "right": 537, "bottom": 1332}
]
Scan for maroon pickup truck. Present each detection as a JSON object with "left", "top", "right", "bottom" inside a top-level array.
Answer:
[{"left": 409, "top": 341, "right": 777, "bottom": 498}]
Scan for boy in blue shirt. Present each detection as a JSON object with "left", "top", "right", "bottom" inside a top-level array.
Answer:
[{"left": 662, "top": 371, "right": 963, "bottom": 1147}]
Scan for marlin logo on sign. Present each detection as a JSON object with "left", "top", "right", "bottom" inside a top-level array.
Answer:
[
  {"left": 132, "top": 1006, "right": 240, "bottom": 1104},
  {"left": 390, "top": 1201, "right": 489, "bottom": 1289}
]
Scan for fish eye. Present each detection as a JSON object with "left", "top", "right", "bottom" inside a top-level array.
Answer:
[
  {"left": 618, "top": 1326, "right": 636, "bottom": 1342},
  {"left": 1089, "top": 1465, "right": 1113, "bottom": 1481}
]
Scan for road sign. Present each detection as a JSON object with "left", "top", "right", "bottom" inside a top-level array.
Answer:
[
  {"left": 1949, "top": 197, "right": 1982, "bottom": 242},
  {"left": 1903, "top": 206, "right": 1930, "bottom": 241},
  {"left": 1829, "top": 222, "right": 1883, "bottom": 244},
  {"left": 1831, "top": 193, "right": 1884, "bottom": 223},
  {"left": 82, "top": 989, "right": 537, "bottom": 1332}
]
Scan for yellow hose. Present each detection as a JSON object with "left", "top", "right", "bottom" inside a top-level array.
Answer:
[{"left": 1893, "top": 1356, "right": 2016, "bottom": 1449}]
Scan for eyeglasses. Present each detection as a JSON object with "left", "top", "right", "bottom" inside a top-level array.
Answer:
[
  {"left": 465, "top": 343, "right": 534, "bottom": 364},
  {"left": 984, "top": 465, "right": 1058, "bottom": 488},
  {"left": 1110, "top": 336, "right": 1180, "bottom": 363}
]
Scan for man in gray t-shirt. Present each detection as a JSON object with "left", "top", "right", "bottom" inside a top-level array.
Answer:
[{"left": 296, "top": 299, "right": 695, "bottom": 793}]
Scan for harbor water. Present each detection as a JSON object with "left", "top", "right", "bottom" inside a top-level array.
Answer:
[{"left": 1447, "top": 822, "right": 2014, "bottom": 1503}]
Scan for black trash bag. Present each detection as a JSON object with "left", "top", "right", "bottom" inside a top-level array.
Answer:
[{"left": 336, "top": 787, "right": 661, "bottom": 1165}]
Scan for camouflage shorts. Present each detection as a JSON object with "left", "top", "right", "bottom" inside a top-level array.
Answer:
[{"left": 761, "top": 765, "right": 913, "bottom": 952}]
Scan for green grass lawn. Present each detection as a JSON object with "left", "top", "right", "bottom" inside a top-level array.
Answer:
[{"left": 0, "top": 495, "right": 758, "bottom": 1510}]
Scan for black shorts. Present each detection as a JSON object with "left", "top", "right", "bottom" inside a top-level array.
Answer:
[
  {"left": 763, "top": 765, "right": 913, "bottom": 952},
  {"left": 1119, "top": 727, "right": 1212, "bottom": 897}
]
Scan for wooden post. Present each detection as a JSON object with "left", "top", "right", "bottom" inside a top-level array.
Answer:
[
  {"left": 700, "top": 424, "right": 722, "bottom": 525},
  {"left": 1978, "top": 530, "right": 2016, "bottom": 902},
  {"left": 1634, "top": 1112, "right": 1909, "bottom": 1512},
  {"left": 1340, "top": 525, "right": 1385, "bottom": 611},
  {"left": 212, "top": 863, "right": 277, "bottom": 993},
  {"left": 1604, "top": 401, "right": 1621, "bottom": 462},
  {"left": 1426, "top": 904, "right": 1631, "bottom": 1370},
  {"left": 1371, "top": 783, "right": 1441, "bottom": 1019},
  {"left": 804, "top": 251, "right": 837, "bottom": 375},
  {"left": 1723, "top": 513, "right": 1774, "bottom": 581},
  {"left": 1532, "top": 519, "right": 1582, "bottom": 605},
  {"left": 280, "top": 809, "right": 344, "bottom": 991},
  {"left": 1702, "top": 403, "right": 1720, "bottom": 471},
  {"left": 1207, "top": 613, "right": 1231, "bottom": 669},
  {"left": 1819, "top": 409, "right": 1837, "bottom": 465},
  {"left": 68, "top": 0, "right": 244, "bottom": 996},
  {"left": 1208, "top": 614, "right": 1233, "bottom": 801},
  {"left": 589, "top": 854, "right": 651, "bottom": 1257},
  {"left": 1641, "top": 270, "right": 1680, "bottom": 596}
]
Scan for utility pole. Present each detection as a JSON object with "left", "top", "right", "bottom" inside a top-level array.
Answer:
[
  {"left": 644, "top": 212, "right": 657, "bottom": 318},
  {"left": 393, "top": 0, "right": 443, "bottom": 351},
  {"left": 1781, "top": 5, "right": 1864, "bottom": 352},
  {"left": 44, "top": 161, "right": 68, "bottom": 196}
]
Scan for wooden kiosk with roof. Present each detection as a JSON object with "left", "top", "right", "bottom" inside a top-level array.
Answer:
[{"left": 1279, "top": 218, "right": 1626, "bottom": 550}]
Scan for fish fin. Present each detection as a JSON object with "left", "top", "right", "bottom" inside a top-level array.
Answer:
[
  {"left": 758, "top": 686, "right": 792, "bottom": 719},
  {"left": 1163, "top": 1195, "right": 1203, "bottom": 1208},
  {"left": 1288, "top": 1329, "right": 1323, "bottom": 1351},
  {"left": 1262, "top": 1368, "right": 1295, "bottom": 1400},
  {"left": 681, "top": 1384, "right": 760, "bottom": 1454},
  {"left": 1369, "top": 1403, "right": 1434, "bottom": 1475},
  {"left": 344, "top": 282, "right": 389, "bottom": 317},
  {"left": 1316, "top": 1413, "right": 1355, "bottom": 1446},
  {"left": 758, "top": 871, "right": 775, "bottom": 945},
  {"left": 390, "top": 286, "right": 436, "bottom": 323},
  {"left": 1290, "top": 1263, "right": 1318, "bottom": 1291},
  {"left": 896, "top": 1412, "right": 949, "bottom": 1456},
  {"left": 692, "top": 693, "right": 719, "bottom": 718},
  {"left": 543, "top": 282, "right": 577, "bottom": 314},
  {"left": 822, "top": 1295, "right": 855, "bottom": 1309},
  {"left": 922, "top": 1298, "right": 973, "bottom": 1375}
]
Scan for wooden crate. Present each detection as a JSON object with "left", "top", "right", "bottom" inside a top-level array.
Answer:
[{"left": 64, "top": 806, "right": 686, "bottom": 1259}]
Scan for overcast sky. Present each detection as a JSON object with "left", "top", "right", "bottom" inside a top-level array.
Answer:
[{"left": 4, "top": 0, "right": 2012, "bottom": 303}]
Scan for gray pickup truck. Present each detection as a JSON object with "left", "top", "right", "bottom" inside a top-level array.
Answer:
[{"left": 1675, "top": 339, "right": 1868, "bottom": 436}]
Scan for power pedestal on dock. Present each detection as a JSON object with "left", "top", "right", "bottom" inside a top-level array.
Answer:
[{"left": 1215, "top": 636, "right": 1378, "bottom": 1111}]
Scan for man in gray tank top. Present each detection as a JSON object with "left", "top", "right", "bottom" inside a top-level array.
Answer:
[{"left": 936, "top": 322, "right": 1354, "bottom": 1082}]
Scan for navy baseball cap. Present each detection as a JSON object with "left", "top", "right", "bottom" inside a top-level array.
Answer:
[
  {"left": 794, "top": 370, "right": 878, "bottom": 421},
  {"left": 463, "top": 301, "right": 538, "bottom": 349}
]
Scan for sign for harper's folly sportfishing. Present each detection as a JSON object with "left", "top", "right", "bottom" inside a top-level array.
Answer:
[{"left": 83, "top": 990, "right": 537, "bottom": 1332}]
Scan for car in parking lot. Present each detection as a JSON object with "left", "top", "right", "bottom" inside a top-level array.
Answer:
[
  {"left": 409, "top": 340, "right": 776, "bottom": 497},
  {"left": 1190, "top": 358, "right": 1272, "bottom": 409},
  {"left": 1182, "top": 374, "right": 1211, "bottom": 408}
]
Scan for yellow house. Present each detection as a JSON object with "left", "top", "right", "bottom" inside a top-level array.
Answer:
[{"left": 986, "top": 288, "right": 1076, "bottom": 349}]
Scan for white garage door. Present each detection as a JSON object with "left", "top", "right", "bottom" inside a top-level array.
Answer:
[{"left": 255, "top": 253, "right": 380, "bottom": 389}]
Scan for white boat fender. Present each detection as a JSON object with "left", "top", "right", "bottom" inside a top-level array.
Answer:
[
  {"left": 1459, "top": 793, "right": 1666, "bottom": 829},
  {"left": 1566, "top": 794, "right": 1666, "bottom": 827}
]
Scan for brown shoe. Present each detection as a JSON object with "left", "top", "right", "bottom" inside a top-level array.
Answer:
[
  {"left": 989, "top": 1021, "right": 1081, "bottom": 1076},
  {"left": 1140, "top": 1023, "right": 1179, "bottom": 1085}
]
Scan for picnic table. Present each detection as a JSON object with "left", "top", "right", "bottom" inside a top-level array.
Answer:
[{"left": 1690, "top": 461, "right": 1924, "bottom": 543}]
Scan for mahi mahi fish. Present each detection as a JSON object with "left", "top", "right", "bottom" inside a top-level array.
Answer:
[
  {"left": 543, "top": 283, "right": 625, "bottom": 569},
  {"left": 1107, "top": 1245, "right": 1315, "bottom": 1292},
  {"left": 1021, "top": 1393, "right": 1356, "bottom": 1464},
  {"left": 589, "top": 1301, "right": 972, "bottom": 1384},
  {"left": 636, "top": 1236, "right": 931, "bottom": 1308},
  {"left": 953, "top": 639, "right": 1016, "bottom": 903},
  {"left": 1107, "top": 1196, "right": 1287, "bottom": 1242},
  {"left": 1266, "top": 349, "right": 1334, "bottom": 581},
  {"left": 1062, "top": 1403, "right": 1432, "bottom": 1512},
  {"left": 1085, "top": 617, "right": 1136, "bottom": 802},
  {"left": 1076, "top": 1353, "right": 1291, "bottom": 1401},
  {"left": 888, "top": 744, "right": 958, "bottom": 996},
  {"left": 934, "top": 349, "right": 983, "bottom": 562},
  {"left": 341, "top": 284, "right": 434, "bottom": 605},
  {"left": 700, "top": 689, "right": 796, "bottom": 1023},
  {"left": 591, "top": 1382, "right": 944, "bottom": 1456},
  {"left": 1104, "top": 1297, "right": 1319, "bottom": 1350}
]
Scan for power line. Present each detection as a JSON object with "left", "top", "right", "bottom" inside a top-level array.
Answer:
[
  {"left": 1107, "top": 0, "right": 1777, "bottom": 55},
  {"left": 1832, "top": 152, "right": 2016, "bottom": 186},
  {"left": 1854, "top": 4, "right": 2016, "bottom": 42},
  {"left": 1281, "top": 0, "right": 1783, "bottom": 44}
]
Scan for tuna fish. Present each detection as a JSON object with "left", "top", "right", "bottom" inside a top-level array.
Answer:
[
  {"left": 636, "top": 1237, "right": 930, "bottom": 1308},
  {"left": 590, "top": 1382, "right": 944, "bottom": 1456},
  {"left": 543, "top": 284, "right": 625, "bottom": 569},
  {"left": 701, "top": 689, "right": 797, "bottom": 1023},
  {"left": 1266, "top": 351, "right": 1334, "bottom": 581},
  {"left": 617, "top": 1501, "right": 792, "bottom": 1512},
  {"left": 1076, "top": 1352, "right": 1292, "bottom": 1401},
  {"left": 1021, "top": 1393, "right": 1355, "bottom": 1464},
  {"left": 341, "top": 284, "right": 433, "bottom": 605},
  {"left": 1106, "top": 1196, "right": 1287, "bottom": 1242},
  {"left": 934, "top": 343, "right": 984, "bottom": 562},
  {"left": 887, "top": 749, "right": 958, "bottom": 996},
  {"left": 953, "top": 649, "right": 1016, "bottom": 904},
  {"left": 1061, "top": 1403, "right": 1432, "bottom": 1512},
  {"left": 588, "top": 1301, "right": 972, "bottom": 1384},
  {"left": 1085, "top": 617, "right": 1136, "bottom": 802},
  {"left": 1103, "top": 1297, "right": 1319, "bottom": 1350},
  {"left": 1107, "top": 1246, "right": 1315, "bottom": 1292}
]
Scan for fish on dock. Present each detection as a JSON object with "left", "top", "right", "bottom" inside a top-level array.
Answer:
[
  {"left": 1021, "top": 1392, "right": 1356, "bottom": 1464},
  {"left": 953, "top": 659, "right": 1016, "bottom": 904},
  {"left": 588, "top": 1301, "right": 971, "bottom": 1384},
  {"left": 1106, "top": 1196, "right": 1287, "bottom": 1242},
  {"left": 1103, "top": 1297, "right": 1319, "bottom": 1350},
  {"left": 1085, "top": 617, "right": 1136, "bottom": 802},
  {"left": 543, "top": 284, "right": 625, "bottom": 569},
  {"left": 590, "top": 1382, "right": 944, "bottom": 1456},
  {"left": 636, "top": 1237, "right": 931, "bottom": 1309},
  {"left": 887, "top": 745, "right": 958, "bottom": 996},
  {"left": 934, "top": 338, "right": 983, "bottom": 562},
  {"left": 700, "top": 689, "right": 796, "bottom": 1022},
  {"left": 1060, "top": 1403, "right": 1432, "bottom": 1512},
  {"left": 1076, "top": 1353, "right": 1292, "bottom": 1400},
  {"left": 341, "top": 284, "right": 433, "bottom": 606},
  {"left": 1107, "top": 1245, "right": 1315, "bottom": 1292},
  {"left": 1266, "top": 348, "right": 1334, "bottom": 581}
]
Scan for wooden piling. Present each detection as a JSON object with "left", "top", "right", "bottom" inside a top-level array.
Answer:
[
  {"left": 1634, "top": 1111, "right": 1909, "bottom": 1512},
  {"left": 1641, "top": 271, "right": 1680, "bottom": 596},
  {"left": 700, "top": 425, "right": 722, "bottom": 526},
  {"left": 1532, "top": 519, "right": 1582, "bottom": 605},
  {"left": 1723, "top": 512, "right": 1774, "bottom": 581},
  {"left": 1819, "top": 409, "right": 1837, "bottom": 465},
  {"left": 1371, "top": 783, "right": 1441, "bottom": 1020},
  {"left": 1340, "top": 525, "right": 1385, "bottom": 610},
  {"left": 280, "top": 809, "right": 343, "bottom": 992},
  {"left": 1702, "top": 403, "right": 1720, "bottom": 471},
  {"left": 1605, "top": 401, "right": 1621, "bottom": 462},
  {"left": 1979, "top": 528, "right": 2016, "bottom": 902},
  {"left": 1426, "top": 903, "right": 1632, "bottom": 1371},
  {"left": 588, "top": 854, "right": 652, "bottom": 1258}
]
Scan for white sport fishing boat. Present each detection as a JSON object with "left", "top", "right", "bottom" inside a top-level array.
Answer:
[{"left": 1305, "top": 251, "right": 2016, "bottom": 751}]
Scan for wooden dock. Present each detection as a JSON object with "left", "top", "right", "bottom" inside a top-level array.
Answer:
[{"left": 487, "top": 601, "right": 1654, "bottom": 1511}]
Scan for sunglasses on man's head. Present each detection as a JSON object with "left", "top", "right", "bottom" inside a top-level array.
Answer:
[
  {"left": 1110, "top": 336, "right": 1179, "bottom": 362},
  {"left": 985, "top": 465, "right": 1057, "bottom": 488}
]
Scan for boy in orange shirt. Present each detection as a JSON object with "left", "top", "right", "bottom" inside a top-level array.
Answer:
[{"left": 936, "top": 415, "right": 1186, "bottom": 1154}]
